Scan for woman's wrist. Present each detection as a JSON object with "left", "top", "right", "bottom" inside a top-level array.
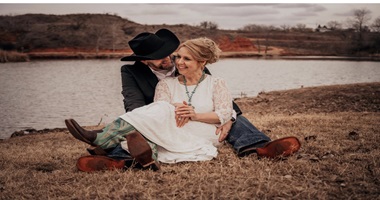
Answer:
[{"left": 190, "top": 113, "right": 198, "bottom": 121}]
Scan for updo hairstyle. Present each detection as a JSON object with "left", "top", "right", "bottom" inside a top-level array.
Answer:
[{"left": 178, "top": 37, "right": 222, "bottom": 65}]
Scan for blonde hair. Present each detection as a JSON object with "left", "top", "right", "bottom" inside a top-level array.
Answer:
[{"left": 178, "top": 37, "right": 222, "bottom": 66}]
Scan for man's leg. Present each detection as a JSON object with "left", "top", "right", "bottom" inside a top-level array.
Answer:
[
  {"left": 89, "top": 118, "right": 159, "bottom": 169},
  {"left": 226, "top": 115, "right": 271, "bottom": 157},
  {"left": 93, "top": 118, "right": 134, "bottom": 149}
]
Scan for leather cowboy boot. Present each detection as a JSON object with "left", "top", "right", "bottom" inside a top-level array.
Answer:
[
  {"left": 238, "top": 136, "right": 301, "bottom": 158},
  {"left": 70, "top": 118, "right": 103, "bottom": 136},
  {"left": 66, "top": 119, "right": 114, "bottom": 155},
  {"left": 256, "top": 136, "right": 301, "bottom": 159},
  {"left": 64, "top": 119, "right": 101, "bottom": 146},
  {"left": 76, "top": 155, "right": 157, "bottom": 172},
  {"left": 126, "top": 131, "right": 160, "bottom": 171},
  {"left": 76, "top": 155, "right": 130, "bottom": 172}
]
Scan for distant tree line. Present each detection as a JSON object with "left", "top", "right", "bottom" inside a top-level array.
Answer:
[
  {"left": 197, "top": 8, "right": 380, "bottom": 55},
  {"left": 0, "top": 8, "right": 379, "bottom": 57},
  {"left": 0, "top": 13, "right": 133, "bottom": 53},
  {"left": 233, "top": 8, "right": 380, "bottom": 56}
]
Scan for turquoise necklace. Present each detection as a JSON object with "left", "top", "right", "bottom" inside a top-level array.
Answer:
[{"left": 183, "top": 71, "right": 205, "bottom": 107}]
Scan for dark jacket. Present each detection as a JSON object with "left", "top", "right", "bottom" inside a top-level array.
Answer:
[{"left": 121, "top": 61, "right": 242, "bottom": 115}]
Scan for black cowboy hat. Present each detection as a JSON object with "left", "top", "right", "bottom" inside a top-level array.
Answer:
[{"left": 121, "top": 29, "right": 180, "bottom": 61}]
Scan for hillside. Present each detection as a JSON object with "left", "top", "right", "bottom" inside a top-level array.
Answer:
[{"left": 1, "top": 13, "right": 380, "bottom": 62}]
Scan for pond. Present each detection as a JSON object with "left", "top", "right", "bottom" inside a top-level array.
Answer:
[{"left": 0, "top": 58, "right": 379, "bottom": 139}]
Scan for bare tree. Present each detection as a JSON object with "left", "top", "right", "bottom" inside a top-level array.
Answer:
[
  {"left": 242, "top": 24, "right": 263, "bottom": 32},
  {"left": 347, "top": 8, "right": 372, "bottom": 53},
  {"left": 264, "top": 32, "right": 270, "bottom": 55},
  {"left": 89, "top": 24, "right": 107, "bottom": 54},
  {"left": 199, "top": 21, "right": 218, "bottom": 30},
  {"left": 88, "top": 16, "right": 111, "bottom": 54},
  {"left": 280, "top": 24, "right": 290, "bottom": 32},
  {"left": 264, "top": 26, "right": 277, "bottom": 55},
  {"left": 291, "top": 23, "right": 311, "bottom": 32},
  {"left": 242, "top": 24, "right": 279, "bottom": 33},
  {"left": 327, "top": 21, "right": 343, "bottom": 30},
  {"left": 350, "top": 8, "right": 372, "bottom": 32},
  {"left": 371, "top": 17, "right": 380, "bottom": 32},
  {"left": 256, "top": 39, "right": 261, "bottom": 53},
  {"left": 110, "top": 22, "right": 121, "bottom": 52}
]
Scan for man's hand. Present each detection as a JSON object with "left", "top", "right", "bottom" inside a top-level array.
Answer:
[{"left": 216, "top": 120, "right": 233, "bottom": 142}]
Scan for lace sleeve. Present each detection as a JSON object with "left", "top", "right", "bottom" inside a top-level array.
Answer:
[
  {"left": 213, "top": 77, "right": 233, "bottom": 125},
  {"left": 154, "top": 79, "right": 171, "bottom": 103}
]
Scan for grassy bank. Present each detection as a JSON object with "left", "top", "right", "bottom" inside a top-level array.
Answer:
[
  {"left": 0, "top": 82, "right": 379, "bottom": 199},
  {"left": 1, "top": 48, "right": 379, "bottom": 62},
  {"left": 25, "top": 51, "right": 380, "bottom": 61}
]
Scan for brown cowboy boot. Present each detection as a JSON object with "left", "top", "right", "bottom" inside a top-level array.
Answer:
[
  {"left": 76, "top": 155, "right": 129, "bottom": 172},
  {"left": 256, "top": 136, "right": 301, "bottom": 158},
  {"left": 64, "top": 119, "right": 101, "bottom": 146},
  {"left": 76, "top": 155, "right": 158, "bottom": 172},
  {"left": 65, "top": 119, "right": 112, "bottom": 155},
  {"left": 126, "top": 131, "right": 160, "bottom": 171}
]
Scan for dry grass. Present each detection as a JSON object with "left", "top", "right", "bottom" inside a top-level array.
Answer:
[{"left": 1, "top": 83, "right": 379, "bottom": 199}]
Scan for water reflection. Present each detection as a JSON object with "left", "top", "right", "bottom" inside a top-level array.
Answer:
[
  {"left": 209, "top": 59, "right": 380, "bottom": 97},
  {"left": 0, "top": 59, "right": 379, "bottom": 139}
]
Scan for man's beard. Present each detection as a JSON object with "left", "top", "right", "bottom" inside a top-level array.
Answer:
[{"left": 148, "top": 61, "right": 174, "bottom": 71}]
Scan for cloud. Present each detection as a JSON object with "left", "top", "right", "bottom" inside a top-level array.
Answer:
[
  {"left": 274, "top": 4, "right": 318, "bottom": 9},
  {"left": 0, "top": 3, "right": 379, "bottom": 29},
  {"left": 334, "top": 10, "right": 355, "bottom": 17}
]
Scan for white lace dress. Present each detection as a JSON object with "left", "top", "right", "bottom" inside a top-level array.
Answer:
[{"left": 119, "top": 75, "right": 233, "bottom": 163}]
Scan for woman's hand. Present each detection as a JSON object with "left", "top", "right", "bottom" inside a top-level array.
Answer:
[
  {"left": 216, "top": 120, "right": 233, "bottom": 142},
  {"left": 174, "top": 101, "right": 195, "bottom": 127}
]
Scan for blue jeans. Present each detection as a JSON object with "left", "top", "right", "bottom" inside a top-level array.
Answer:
[
  {"left": 106, "top": 144, "right": 132, "bottom": 160},
  {"left": 106, "top": 115, "right": 271, "bottom": 159},
  {"left": 226, "top": 115, "right": 271, "bottom": 154}
]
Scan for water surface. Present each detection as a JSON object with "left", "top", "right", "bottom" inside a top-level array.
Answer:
[{"left": 0, "top": 59, "right": 379, "bottom": 139}]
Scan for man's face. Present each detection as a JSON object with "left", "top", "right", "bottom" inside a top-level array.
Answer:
[{"left": 143, "top": 56, "right": 174, "bottom": 71}]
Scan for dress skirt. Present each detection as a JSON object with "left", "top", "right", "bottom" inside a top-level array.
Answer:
[{"left": 119, "top": 101, "right": 220, "bottom": 163}]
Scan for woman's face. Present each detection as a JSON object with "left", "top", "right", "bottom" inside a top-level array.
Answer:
[{"left": 175, "top": 47, "right": 203, "bottom": 76}]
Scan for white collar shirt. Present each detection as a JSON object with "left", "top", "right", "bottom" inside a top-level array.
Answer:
[{"left": 149, "top": 66, "right": 176, "bottom": 81}]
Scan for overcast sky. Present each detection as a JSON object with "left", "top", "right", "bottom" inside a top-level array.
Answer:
[{"left": 0, "top": 3, "right": 379, "bottom": 30}]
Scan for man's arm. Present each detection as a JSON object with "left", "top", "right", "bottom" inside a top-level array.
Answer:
[
  {"left": 233, "top": 102, "right": 242, "bottom": 116},
  {"left": 121, "top": 65, "right": 148, "bottom": 112}
]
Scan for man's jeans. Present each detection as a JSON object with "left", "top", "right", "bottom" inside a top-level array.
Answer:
[
  {"left": 226, "top": 115, "right": 271, "bottom": 154},
  {"left": 106, "top": 115, "right": 271, "bottom": 159},
  {"left": 106, "top": 144, "right": 132, "bottom": 160}
]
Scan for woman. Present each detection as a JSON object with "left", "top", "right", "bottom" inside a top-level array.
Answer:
[{"left": 68, "top": 37, "right": 233, "bottom": 171}]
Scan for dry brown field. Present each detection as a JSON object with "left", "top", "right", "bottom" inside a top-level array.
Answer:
[{"left": 1, "top": 82, "right": 379, "bottom": 199}]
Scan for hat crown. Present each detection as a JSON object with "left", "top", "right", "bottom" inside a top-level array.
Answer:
[
  {"left": 129, "top": 33, "right": 165, "bottom": 56},
  {"left": 121, "top": 28, "right": 179, "bottom": 61}
]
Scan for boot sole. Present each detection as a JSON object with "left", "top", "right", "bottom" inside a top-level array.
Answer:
[
  {"left": 256, "top": 136, "right": 301, "bottom": 158},
  {"left": 76, "top": 155, "right": 126, "bottom": 172}
]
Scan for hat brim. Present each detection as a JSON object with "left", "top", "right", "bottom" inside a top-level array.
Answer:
[{"left": 121, "top": 29, "right": 180, "bottom": 61}]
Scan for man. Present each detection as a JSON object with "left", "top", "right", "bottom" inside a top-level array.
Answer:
[{"left": 65, "top": 29, "right": 300, "bottom": 171}]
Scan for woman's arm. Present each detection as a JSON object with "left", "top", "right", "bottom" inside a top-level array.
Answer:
[
  {"left": 154, "top": 79, "right": 171, "bottom": 102},
  {"left": 210, "top": 77, "right": 233, "bottom": 125},
  {"left": 191, "top": 112, "right": 220, "bottom": 124},
  {"left": 177, "top": 77, "right": 233, "bottom": 125}
]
